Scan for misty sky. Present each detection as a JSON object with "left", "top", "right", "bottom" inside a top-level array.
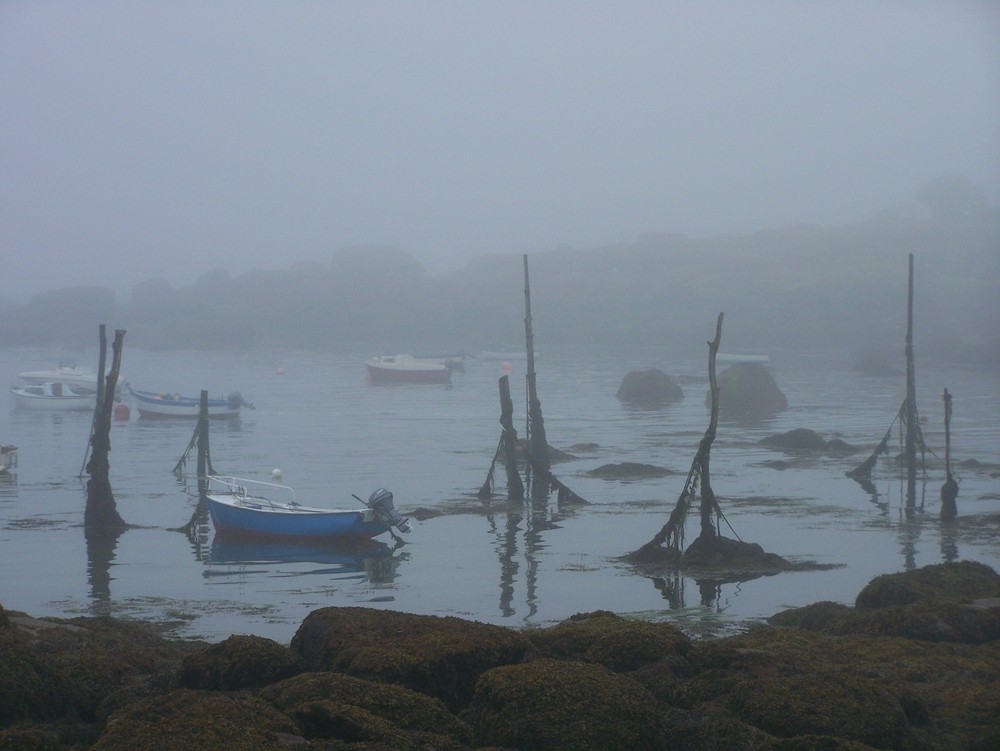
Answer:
[{"left": 2, "top": 1, "right": 998, "bottom": 303}]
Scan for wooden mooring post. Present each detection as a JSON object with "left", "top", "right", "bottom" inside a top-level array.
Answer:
[
  {"left": 523, "top": 254, "right": 549, "bottom": 493},
  {"left": 848, "top": 254, "right": 928, "bottom": 498},
  {"left": 85, "top": 325, "right": 127, "bottom": 532},
  {"left": 940, "top": 388, "right": 959, "bottom": 521},
  {"left": 477, "top": 256, "right": 587, "bottom": 506},
  {"left": 904, "top": 252, "right": 918, "bottom": 508},
  {"left": 172, "top": 390, "right": 215, "bottom": 486}
]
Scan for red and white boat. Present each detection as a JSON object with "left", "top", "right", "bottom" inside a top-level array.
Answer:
[{"left": 364, "top": 354, "right": 452, "bottom": 384}]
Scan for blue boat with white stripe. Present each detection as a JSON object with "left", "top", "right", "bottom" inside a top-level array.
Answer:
[{"left": 205, "top": 476, "right": 411, "bottom": 541}]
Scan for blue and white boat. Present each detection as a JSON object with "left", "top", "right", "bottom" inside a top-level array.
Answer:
[
  {"left": 204, "top": 476, "right": 411, "bottom": 540},
  {"left": 127, "top": 386, "right": 251, "bottom": 419}
]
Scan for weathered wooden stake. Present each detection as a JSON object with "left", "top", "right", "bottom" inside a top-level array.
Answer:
[
  {"left": 698, "top": 312, "right": 724, "bottom": 538},
  {"left": 940, "top": 388, "right": 958, "bottom": 521},
  {"left": 904, "top": 252, "right": 918, "bottom": 508},
  {"left": 627, "top": 313, "right": 726, "bottom": 560},
  {"left": 172, "top": 391, "right": 216, "bottom": 479},
  {"left": 197, "top": 391, "right": 212, "bottom": 493},
  {"left": 848, "top": 254, "right": 927, "bottom": 491},
  {"left": 499, "top": 375, "right": 525, "bottom": 500},
  {"left": 523, "top": 254, "right": 549, "bottom": 484},
  {"left": 85, "top": 326, "right": 127, "bottom": 532}
]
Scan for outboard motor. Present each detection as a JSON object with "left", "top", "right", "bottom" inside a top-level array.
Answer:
[{"left": 367, "top": 488, "right": 411, "bottom": 533}]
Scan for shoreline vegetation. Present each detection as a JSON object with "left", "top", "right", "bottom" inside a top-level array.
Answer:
[
  {"left": 2, "top": 189, "right": 999, "bottom": 366},
  {"left": 2, "top": 560, "right": 998, "bottom": 750}
]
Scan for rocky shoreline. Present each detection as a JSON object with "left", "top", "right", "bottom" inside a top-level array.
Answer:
[{"left": 2, "top": 560, "right": 999, "bottom": 750}]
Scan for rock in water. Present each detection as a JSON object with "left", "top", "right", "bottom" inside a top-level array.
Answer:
[
  {"left": 616, "top": 369, "right": 683, "bottom": 406},
  {"left": 710, "top": 363, "right": 788, "bottom": 420}
]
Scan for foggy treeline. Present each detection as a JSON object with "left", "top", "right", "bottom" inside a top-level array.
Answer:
[{"left": 2, "top": 179, "right": 997, "bottom": 364}]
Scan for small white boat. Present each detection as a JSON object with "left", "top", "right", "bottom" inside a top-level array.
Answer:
[
  {"left": 10, "top": 382, "right": 96, "bottom": 411},
  {"left": 205, "top": 477, "right": 411, "bottom": 540},
  {"left": 19, "top": 364, "right": 100, "bottom": 392},
  {"left": 365, "top": 354, "right": 452, "bottom": 384}
]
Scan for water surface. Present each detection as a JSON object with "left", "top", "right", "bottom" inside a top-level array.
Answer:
[{"left": 1, "top": 343, "right": 997, "bottom": 642}]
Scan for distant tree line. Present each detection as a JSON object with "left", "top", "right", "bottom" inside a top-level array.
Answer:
[{"left": 2, "top": 180, "right": 998, "bottom": 364}]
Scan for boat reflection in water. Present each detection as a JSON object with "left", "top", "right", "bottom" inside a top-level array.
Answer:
[{"left": 205, "top": 534, "right": 404, "bottom": 584}]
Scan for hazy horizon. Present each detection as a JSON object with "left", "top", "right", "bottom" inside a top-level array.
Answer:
[{"left": 3, "top": 1, "right": 998, "bottom": 303}]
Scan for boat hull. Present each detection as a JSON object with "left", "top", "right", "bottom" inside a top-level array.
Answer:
[
  {"left": 206, "top": 495, "right": 389, "bottom": 540},
  {"left": 364, "top": 355, "right": 451, "bottom": 384},
  {"left": 129, "top": 388, "right": 242, "bottom": 419},
  {"left": 10, "top": 386, "right": 95, "bottom": 411}
]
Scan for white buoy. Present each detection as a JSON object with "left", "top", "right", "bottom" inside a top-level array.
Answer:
[{"left": 272, "top": 468, "right": 282, "bottom": 480}]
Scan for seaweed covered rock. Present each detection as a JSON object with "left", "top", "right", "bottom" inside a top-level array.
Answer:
[
  {"left": 759, "top": 428, "right": 829, "bottom": 451},
  {"left": 259, "top": 672, "right": 472, "bottom": 748},
  {"left": 759, "top": 428, "right": 859, "bottom": 454},
  {"left": 688, "top": 626, "right": 999, "bottom": 751},
  {"left": 92, "top": 689, "right": 300, "bottom": 751},
  {"left": 616, "top": 369, "right": 684, "bottom": 406},
  {"left": 178, "top": 634, "right": 305, "bottom": 691},
  {"left": 0, "top": 612, "right": 196, "bottom": 732},
  {"left": 290, "top": 606, "right": 532, "bottom": 711},
  {"left": 587, "top": 462, "right": 677, "bottom": 481},
  {"left": 773, "top": 561, "right": 1000, "bottom": 643},
  {"left": 709, "top": 363, "right": 788, "bottom": 421},
  {"left": 672, "top": 631, "right": 918, "bottom": 749},
  {"left": 527, "top": 610, "right": 690, "bottom": 672},
  {"left": 683, "top": 534, "right": 792, "bottom": 571},
  {"left": 465, "top": 657, "right": 669, "bottom": 751},
  {"left": 856, "top": 560, "right": 1000, "bottom": 609}
]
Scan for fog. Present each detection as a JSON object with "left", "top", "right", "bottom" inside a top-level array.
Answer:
[{"left": 2, "top": 1, "right": 998, "bottom": 303}]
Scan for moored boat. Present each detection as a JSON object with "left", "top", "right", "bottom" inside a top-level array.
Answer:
[
  {"left": 364, "top": 354, "right": 452, "bottom": 384},
  {"left": 10, "top": 382, "right": 96, "bottom": 411},
  {"left": 204, "top": 477, "right": 411, "bottom": 540},
  {"left": 127, "top": 386, "right": 251, "bottom": 419},
  {"left": 18, "top": 364, "right": 100, "bottom": 392}
]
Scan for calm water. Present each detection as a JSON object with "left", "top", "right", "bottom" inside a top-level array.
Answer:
[{"left": 1, "top": 343, "right": 998, "bottom": 643}]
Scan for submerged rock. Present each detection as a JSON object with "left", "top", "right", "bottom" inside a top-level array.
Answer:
[
  {"left": 683, "top": 534, "right": 793, "bottom": 572},
  {"left": 710, "top": 363, "right": 788, "bottom": 421},
  {"left": 588, "top": 462, "right": 677, "bottom": 480},
  {"left": 759, "top": 428, "right": 830, "bottom": 451},
  {"left": 759, "top": 428, "right": 859, "bottom": 454},
  {"left": 616, "top": 369, "right": 684, "bottom": 406}
]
